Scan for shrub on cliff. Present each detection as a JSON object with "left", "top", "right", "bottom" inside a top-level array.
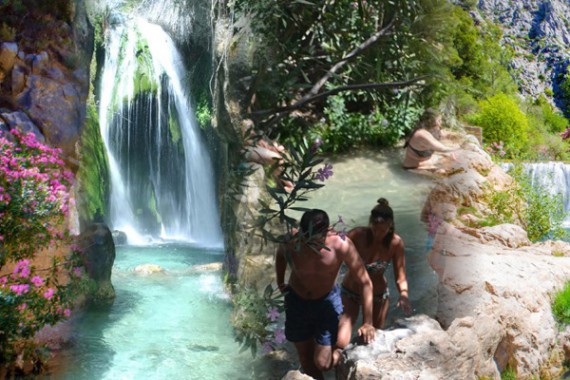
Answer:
[
  {"left": 552, "top": 281, "right": 570, "bottom": 324},
  {"left": 469, "top": 93, "right": 530, "bottom": 156}
]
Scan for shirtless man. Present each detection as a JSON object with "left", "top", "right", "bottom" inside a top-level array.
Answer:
[{"left": 275, "top": 209, "right": 375, "bottom": 380}]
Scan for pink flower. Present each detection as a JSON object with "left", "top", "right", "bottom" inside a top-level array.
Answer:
[
  {"left": 19, "top": 266, "right": 31, "bottom": 278},
  {"left": 63, "top": 309, "right": 71, "bottom": 317},
  {"left": 18, "top": 303, "right": 27, "bottom": 311},
  {"left": 262, "top": 341, "right": 274, "bottom": 354},
  {"left": 31, "top": 275, "right": 44, "bottom": 287},
  {"left": 266, "top": 307, "right": 280, "bottom": 322},
  {"left": 43, "top": 288, "right": 55, "bottom": 299},
  {"left": 72, "top": 267, "right": 84, "bottom": 278},
  {"left": 10, "top": 284, "right": 30, "bottom": 295},
  {"left": 273, "top": 328, "right": 286, "bottom": 345}
]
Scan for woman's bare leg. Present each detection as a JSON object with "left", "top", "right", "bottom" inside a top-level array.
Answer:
[{"left": 373, "top": 297, "right": 390, "bottom": 329}]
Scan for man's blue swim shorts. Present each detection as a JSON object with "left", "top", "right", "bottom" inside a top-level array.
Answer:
[{"left": 284, "top": 284, "right": 343, "bottom": 346}]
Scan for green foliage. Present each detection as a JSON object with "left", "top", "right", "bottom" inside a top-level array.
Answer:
[
  {"left": 552, "top": 281, "right": 570, "bottom": 324},
  {"left": 560, "top": 68, "right": 570, "bottom": 117},
  {"left": 232, "top": 0, "right": 452, "bottom": 148},
  {"left": 0, "top": 23, "right": 16, "bottom": 41},
  {"left": 479, "top": 164, "right": 567, "bottom": 242},
  {"left": 195, "top": 96, "right": 212, "bottom": 130},
  {"left": 232, "top": 284, "right": 284, "bottom": 356},
  {"left": 540, "top": 100, "right": 569, "bottom": 134},
  {"left": 312, "top": 93, "right": 393, "bottom": 153},
  {"left": 438, "top": 6, "right": 516, "bottom": 115},
  {"left": 501, "top": 367, "right": 518, "bottom": 380},
  {"left": 77, "top": 100, "right": 109, "bottom": 224},
  {"left": 469, "top": 93, "right": 529, "bottom": 156}
]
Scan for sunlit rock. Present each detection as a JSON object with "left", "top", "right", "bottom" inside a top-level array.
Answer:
[{"left": 133, "top": 264, "right": 164, "bottom": 275}]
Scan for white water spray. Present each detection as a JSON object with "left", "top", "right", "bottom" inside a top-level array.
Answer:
[{"left": 99, "top": 18, "right": 222, "bottom": 247}]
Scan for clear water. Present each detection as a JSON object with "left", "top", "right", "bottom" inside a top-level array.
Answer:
[
  {"left": 45, "top": 245, "right": 254, "bottom": 380},
  {"left": 42, "top": 148, "right": 437, "bottom": 379}
]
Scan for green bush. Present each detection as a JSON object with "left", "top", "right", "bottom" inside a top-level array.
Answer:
[
  {"left": 311, "top": 93, "right": 399, "bottom": 153},
  {"left": 542, "top": 103, "right": 569, "bottom": 134},
  {"left": 552, "top": 281, "right": 570, "bottom": 324},
  {"left": 481, "top": 164, "right": 567, "bottom": 242},
  {"left": 470, "top": 93, "right": 530, "bottom": 155},
  {"left": 508, "top": 165, "right": 567, "bottom": 242}
]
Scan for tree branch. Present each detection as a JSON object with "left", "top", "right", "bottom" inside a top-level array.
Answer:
[
  {"left": 306, "top": 15, "right": 396, "bottom": 98},
  {"left": 250, "top": 76, "right": 428, "bottom": 120}
]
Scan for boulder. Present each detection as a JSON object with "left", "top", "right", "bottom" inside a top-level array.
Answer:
[{"left": 79, "top": 223, "right": 116, "bottom": 303}]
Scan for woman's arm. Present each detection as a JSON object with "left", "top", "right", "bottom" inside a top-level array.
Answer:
[
  {"left": 392, "top": 237, "right": 412, "bottom": 315},
  {"left": 414, "top": 129, "right": 459, "bottom": 153}
]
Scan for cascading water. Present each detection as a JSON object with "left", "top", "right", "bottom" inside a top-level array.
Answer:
[
  {"left": 99, "top": 17, "right": 222, "bottom": 247},
  {"left": 501, "top": 162, "right": 570, "bottom": 227}
]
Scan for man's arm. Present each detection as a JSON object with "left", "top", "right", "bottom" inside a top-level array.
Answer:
[
  {"left": 275, "top": 243, "right": 288, "bottom": 292},
  {"left": 340, "top": 237, "right": 375, "bottom": 343}
]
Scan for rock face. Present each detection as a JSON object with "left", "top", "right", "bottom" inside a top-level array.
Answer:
[
  {"left": 337, "top": 134, "right": 570, "bottom": 379},
  {"left": 0, "top": 4, "right": 93, "bottom": 163},
  {"left": 472, "top": 0, "right": 570, "bottom": 106}
]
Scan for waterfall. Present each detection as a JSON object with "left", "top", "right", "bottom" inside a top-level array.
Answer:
[
  {"left": 501, "top": 162, "right": 570, "bottom": 227},
  {"left": 98, "top": 17, "right": 222, "bottom": 247}
]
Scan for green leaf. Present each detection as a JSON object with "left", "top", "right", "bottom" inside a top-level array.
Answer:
[
  {"left": 293, "top": 0, "right": 315, "bottom": 6},
  {"left": 289, "top": 207, "right": 311, "bottom": 212}
]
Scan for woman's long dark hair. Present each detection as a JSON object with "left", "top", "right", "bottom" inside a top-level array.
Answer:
[{"left": 366, "top": 198, "right": 395, "bottom": 248}]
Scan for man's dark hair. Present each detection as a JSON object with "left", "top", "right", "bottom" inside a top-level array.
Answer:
[{"left": 300, "top": 209, "right": 330, "bottom": 236}]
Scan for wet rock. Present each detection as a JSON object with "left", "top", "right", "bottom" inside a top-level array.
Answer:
[
  {"left": 112, "top": 230, "right": 127, "bottom": 245},
  {"left": 133, "top": 264, "right": 164, "bottom": 275},
  {"left": 79, "top": 223, "right": 116, "bottom": 303}
]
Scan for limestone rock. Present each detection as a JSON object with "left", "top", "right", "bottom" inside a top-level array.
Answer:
[
  {"left": 281, "top": 370, "right": 313, "bottom": 380},
  {"left": 133, "top": 264, "right": 164, "bottom": 275}
]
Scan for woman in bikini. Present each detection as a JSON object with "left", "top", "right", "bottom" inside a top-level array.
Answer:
[
  {"left": 336, "top": 198, "right": 412, "bottom": 348},
  {"left": 403, "top": 109, "right": 459, "bottom": 170}
]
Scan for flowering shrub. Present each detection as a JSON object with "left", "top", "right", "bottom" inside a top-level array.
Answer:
[
  {"left": 232, "top": 137, "right": 336, "bottom": 356},
  {"left": 0, "top": 129, "right": 87, "bottom": 371},
  {"left": 232, "top": 284, "right": 285, "bottom": 357},
  {"left": 484, "top": 141, "right": 507, "bottom": 159},
  {"left": 0, "top": 129, "right": 74, "bottom": 262}
]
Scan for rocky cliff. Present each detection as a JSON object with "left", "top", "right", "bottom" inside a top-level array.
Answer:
[
  {"left": 466, "top": 0, "right": 570, "bottom": 110},
  {"left": 332, "top": 133, "right": 570, "bottom": 379}
]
